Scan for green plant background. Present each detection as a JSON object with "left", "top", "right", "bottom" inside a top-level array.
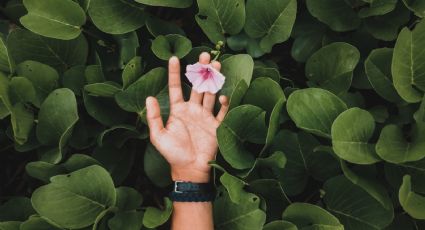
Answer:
[{"left": 0, "top": 0, "right": 425, "bottom": 229}]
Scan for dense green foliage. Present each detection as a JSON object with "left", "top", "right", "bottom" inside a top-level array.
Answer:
[{"left": 1, "top": 0, "right": 425, "bottom": 229}]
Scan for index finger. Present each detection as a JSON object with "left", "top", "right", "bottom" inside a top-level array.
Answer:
[{"left": 168, "top": 56, "right": 184, "bottom": 106}]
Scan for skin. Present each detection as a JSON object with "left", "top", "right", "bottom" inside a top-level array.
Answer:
[{"left": 146, "top": 52, "right": 229, "bottom": 230}]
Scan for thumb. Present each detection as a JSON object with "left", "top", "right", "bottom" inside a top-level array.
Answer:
[{"left": 146, "top": 96, "right": 164, "bottom": 140}]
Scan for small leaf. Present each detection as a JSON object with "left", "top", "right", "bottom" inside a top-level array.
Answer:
[
  {"left": 402, "top": 0, "right": 425, "bottom": 17},
  {"left": 151, "top": 34, "right": 192, "bottom": 60},
  {"left": 135, "top": 0, "right": 192, "bottom": 8},
  {"left": 143, "top": 198, "right": 173, "bottom": 228},
  {"left": 331, "top": 108, "right": 381, "bottom": 164},
  {"left": 144, "top": 143, "right": 172, "bottom": 188},
  {"left": 282, "top": 203, "right": 343, "bottom": 229},
  {"left": 399, "top": 175, "right": 425, "bottom": 220}
]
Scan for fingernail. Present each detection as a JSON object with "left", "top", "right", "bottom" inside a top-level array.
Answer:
[{"left": 169, "top": 56, "right": 178, "bottom": 64}]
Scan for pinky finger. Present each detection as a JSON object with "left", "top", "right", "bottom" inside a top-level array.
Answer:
[{"left": 216, "top": 95, "right": 229, "bottom": 122}]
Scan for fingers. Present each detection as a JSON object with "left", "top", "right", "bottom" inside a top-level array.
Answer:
[
  {"left": 146, "top": 96, "right": 164, "bottom": 139},
  {"left": 216, "top": 95, "right": 229, "bottom": 122},
  {"left": 189, "top": 52, "right": 210, "bottom": 104},
  {"left": 203, "top": 60, "right": 221, "bottom": 112},
  {"left": 168, "top": 57, "right": 183, "bottom": 107}
]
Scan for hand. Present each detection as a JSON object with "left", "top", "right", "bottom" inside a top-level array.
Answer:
[{"left": 146, "top": 53, "right": 229, "bottom": 183}]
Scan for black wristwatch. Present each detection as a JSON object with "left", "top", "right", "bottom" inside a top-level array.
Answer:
[{"left": 169, "top": 181, "right": 215, "bottom": 202}]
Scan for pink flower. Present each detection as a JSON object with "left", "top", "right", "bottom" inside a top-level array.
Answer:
[{"left": 185, "top": 63, "right": 225, "bottom": 94}]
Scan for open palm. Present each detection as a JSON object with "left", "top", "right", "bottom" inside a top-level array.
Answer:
[{"left": 146, "top": 53, "right": 229, "bottom": 183}]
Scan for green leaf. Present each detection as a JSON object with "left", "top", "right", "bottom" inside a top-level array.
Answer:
[
  {"left": 143, "top": 198, "right": 173, "bottom": 228},
  {"left": 115, "top": 187, "right": 143, "bottom": 211},
  {"left": 252, "top": 67, "right": 280, "bottom": 83},
  {"left": 217, "top": 105, "right": 267, "bottom": 169},
  {"left": 195, "top": 0, "right": 245, "bottom": 43},
  {"left": 135, "top": 0, "right": 193, "bottom": 8},
  {"left": 144, "top": 143, "right": 172, "bottom": 188},
  {"left": 364, "top": 3, "right": 411, "bottom": 41},
  {"left": 331, "top": 108, "right": 381, "bottom": 164},
  {"left": 214, "top": 188, "right": 266, "bottom": 230},
  {"left": 83, "top": 91, "right": 128, "bottom": 126},
  {"left": 0, "top": 222, "right": 21, "bottom": 230},
  {"left": 88, "top": 0, "right": 146, "bottom": 34},
  {"left": 16, "top": 61, "right": 59, "bottom": 106},
  {"left": 385, "top": 158, "right": 425, "bottom": 194},
  {"left": 263, "top": 220, "right": 297, "bottom": 230},
  {"left": 341, "top": 161, "right": 393, "bottom": 210},
  {"left": 122, "top": 56, "right": 144, "bottom": 89},
  {"left": 8, "top": 29, "right": 88, "bottom": 73},
  {"left": 402, "top": 0, "right": 425, "bottom": 17},
  {"left": 269, "top": 130, "right": 340, "bottom": 195},
  {"left": 62, "top": 65, "right": 85, "bottom": 95},
  {"left": 0, "top": 197, "right": 35, "bottom": 221},
  {"left": 305, "top": 42, "right": 360, "bottom": 95},
  {"left": 26, "top": 154, "right": 99, "bottom": 182},
  {"left": 84, "top": 82, "right": 122, "bottom": 97},
  {"left": 0, "top": 36, "right": 14, "bottom": 74},
  {"left": 92, "top": 145, "right": 134, "bottom": 185},
  {"left": 36, "top": 88, "right": 79, "bottom": 163},
  {"left": 287, "top": 88, "right": 348, "bottom": 138},
  {"left": 365, "top": 48, "right": 404, "bottom": 103},
  {"left": 31, "top": 165, "right": 116, "bottom": 229},
  {"left": 306, "top": 0, "right": 361, "bottom": 32},
  {"left": 282, "top": 203, "right": 343, "bottom": 229},
  {"left": 20, "top": 0, "right": 86, "bottom": 40},
  {"left": 98, "top": 125, "right": 147, "bottom": 148},
  {"left": 219, "top": 172, "right": 248, "bottom": 204},
  {"left": 399, "top": 175, "right": 425, "bottom": 220},
  {"left": 146, "top": 16, "right": 186, "bottom": 37},
  {"left": 244, "top": 0, "right": 297, "bottom": 52},
  {"left": 358, "top": 0, "right": 397, "bottom": 18},
  {"left": 114, "top": 32, "right": 140, "bottom": 68},
  {"left": 323, "top": 175, "right": 394, "bottom": 230},
  {"left": 115, "top": 67, "right": 167, "bottom": 113},
  {"left": 20, "top": 217, "right": 62, "bottom": 230},
  {"left": 151, "top": 34, "right": 192, "bottom": 60},
  {"left": 108, "top": 211, "right": 144, "bottom": 230},
  {"left": 220, "top": 54, "right": 254, "bottom": 98},
  {"left": 376, "top": 124, "right": 425, "bottom": 164},
  {"left": 392, "top": 20, "right": 425, "bottom": 103}
]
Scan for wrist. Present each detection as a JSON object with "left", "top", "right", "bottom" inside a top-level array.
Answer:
[{"left": 171, "top": 167, "right": 211, "bottom": 183}]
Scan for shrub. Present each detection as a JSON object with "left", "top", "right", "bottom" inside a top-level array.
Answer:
[{"left": 1, "top": 0, "right": 425, "bottom": 229}]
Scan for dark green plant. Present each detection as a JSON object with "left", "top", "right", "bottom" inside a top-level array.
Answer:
[{"left": 0, "top": 0, "right": 425, "bottom": 229}]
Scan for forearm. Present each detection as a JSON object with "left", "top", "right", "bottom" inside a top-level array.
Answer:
[
  {"left": 171, "top": 202, "right": 214, "bottom": 230},
  {"left": 170, "top": 168, "right": 214, "bottom": 230}
]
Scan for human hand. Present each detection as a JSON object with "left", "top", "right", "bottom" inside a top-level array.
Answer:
[{"left": 145, "top": 53, "right": 229, "bottom": 183}]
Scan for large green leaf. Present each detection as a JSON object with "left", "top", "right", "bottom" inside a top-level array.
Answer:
[
  {"left": 385, "top": 158, "right": 425, "bottom": 194},
  {"left": 36, "top": 88, "right": 78, "bottom": 163},
  {"left": 135, "top": 0, "right": 192, "bottom": 8},
  {"left": 358, "top": 0, "right": 397, "bottom": 18},
  {"left": 31, "top": 165, "right": 116, "bottom": 229},
  {"left": 217, "top": 105, "right": 267, "bottom": 169},
  {"left": 331, "top": 108, "right": 381, "bottom": 164},
  {"left": 402, "top": 0, "right": 425, "bottom": 17},
  {"left": 323, "top": 176, "right": 394, "bottom": 230},
  {"left": 20, "top": 217, "right": 62, "bottom": 230},
  {"left": 244, "top": 0, "right": 297, "bottom": 52},
  {"left": 16, "top": 61, "right": 59, "bottom": 106},
  {"left": 195, "top": 0, "right": 245, "bottom": 43},
  {"left": 399, "top": 175, "right": 425, "bottom": 220},
  {"left": 108, "top": 211, "right": 144, "bottom": 230},
  {"left": 392, "top": 20, "right": 425, "bottom": 103},
  {"left": 220, "top": 54, "right": 254, "bottom": 101},
  {"left": 214, "top": 188, "right": 266, "bottom": 230},
  {"left": 151, "top": 34, "right": 192, "bottom": 60},
  {"left": 88, "top": 0, "right": 146, "bottom": 34},
  {"left": 115, "top": 67, "right": 167, "bottom": 113},
  {"left": 263, "top": 221, "right": 297, "bottom": 230},
  {"left": 341, "top": 161, "right": 393, "bottom": 210},
  {"left": 269, "top": 130, "right": 340, "bottom": 195},
  {"left": 8, "top": 29, "right": 88, "bottom": 73},
  {"left": 20, "top": 0, "right": 86, "bottom": 40},
  {"left": 305, "top": 42, "right": 360, "bottom": 95},
  {"left": 282, "top": 203, "right": 343, "bottom": 229},
  {"left": 306, "top": 0, "right": 361, "bottom": 32},
  {"left": 287, "top": 88, "right": 348, "bottom": 138},
  {"left": 365, "top": 48, "right": 404, "bottom": 103}
]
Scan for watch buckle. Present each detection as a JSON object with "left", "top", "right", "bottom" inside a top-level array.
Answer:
[{"left": 174, "top": 181, "right": 184, "bottom": 193}]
